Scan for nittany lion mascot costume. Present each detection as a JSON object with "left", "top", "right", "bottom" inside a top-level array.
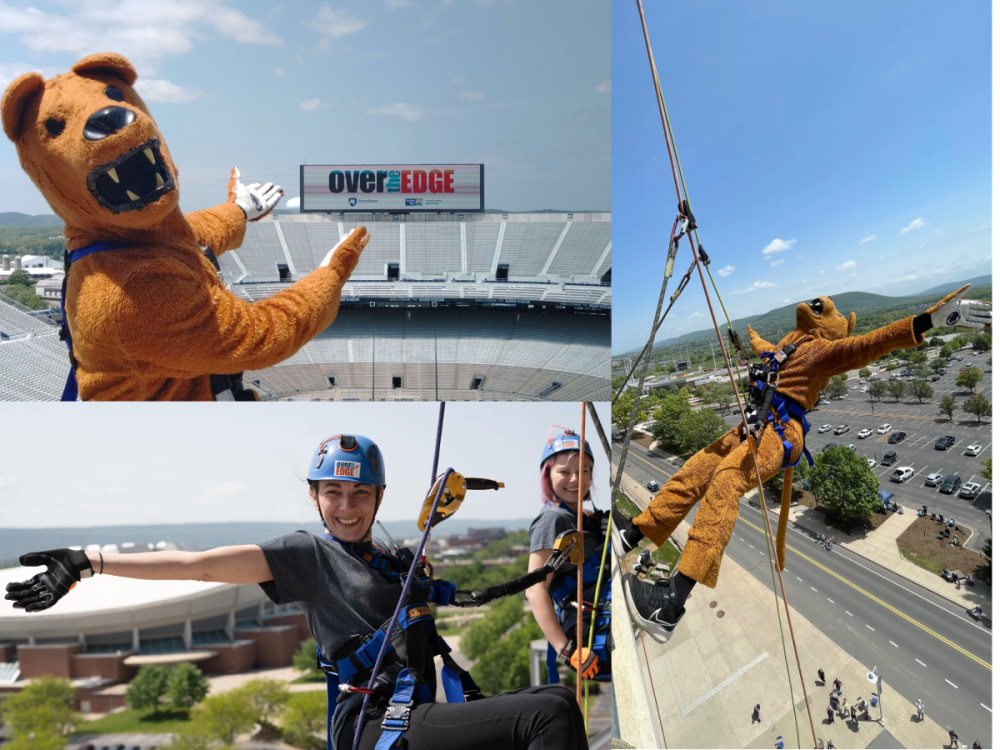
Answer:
[
  {"left": 612, "top": 287, "right": 991, "bottom": 642},
  {"left": 1, "top": 52, "right": 367, "bottom": 401}
]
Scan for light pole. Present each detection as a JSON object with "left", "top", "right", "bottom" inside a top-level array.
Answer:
[{"left": 866, "top": 667, "right": 884, "bottom": 725}]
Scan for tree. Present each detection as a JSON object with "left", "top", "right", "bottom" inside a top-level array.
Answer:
[
  {"left": 972, "top": 332, "right": 992, "bottom": 353},
  {"left": 462, "top": 595, "right": 525, "bottom": 660},
  {"left": 706, "top": 381, "right": 735, "bottom": 410},
  {"left": 956, "top": 367, "right": 984, "bottom": 393},
  {"left": 292, "top": 638, "right": 325, "bottom": 682},
  {"left": 980, "top": 458, "right": 992, "bottom": 482},
  {"left": 763, "top": 462, "right": 810, "bottom": 499},
  {"left": 165, "top": 721, "right": 214, "bottom": 750},
  {"left": 809, "top": 446, "right": 882, "bottom": 525},
  {"left": 915, "top": 366, "right": 932, "bottom": 380},
  {"left": 673, "top": 408, "right": 728, "bottom": 455},
  {"left": 470, "top": 611, "right": 543, "bottom": 696},
  {"left": 930, "top": 357, "right": 948, "bottom": 371},
  {"left": 938, "top": 395, "right": 957, "bottom": 420},
  {"left": 194, "top": 689, "right": 258, "bottom": 745},
  {"left": 649, "top": 391, "right": 692, "bottom": 451},
  {"left": 126, "top": 664, "right": 171, "bottom": 714},
  {"left": 907, "top": 380, "right": 933, "bottom": 404},
  {"left": 0, "top": 675, "right": 77, "bottom": 750},
  {"left": 281, "top": 692, "right": 327, "bottom": 750},
  {"left": 4, "top": 268, "right": 31, "bottom": 286},
  {"left": 869, "top": 381, "right": 887, "bottom": 402},
  {"left": 235, "top": 678, "right": 290, "bottom": 731},
  {"left": 167, "top": 663, "right": 210, "bottom": 709},
  {"left": 928, "top": 337, "right": 944, "bottom": 348},
  {"left": 962, "top": 394, "right": 992, "bottom": 423},
  {"left": 827, "top": 378, "right": 848, "bottom": 399},
  {"left": 0, "top": 282, "right": 48, "bottom": 310},
  {"left": 887, "top": 380, "right": 907, "bottom": 402},
  {"left": 908, "top": 350, "right": 927, "bottom": 364},
  {"left": 858, "top": 367, "right": 872, "bottom": 379}
]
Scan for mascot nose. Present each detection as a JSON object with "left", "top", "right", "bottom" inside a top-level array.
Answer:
[{"left": 83, "top": 106, "right": 136, "bottom": 141}]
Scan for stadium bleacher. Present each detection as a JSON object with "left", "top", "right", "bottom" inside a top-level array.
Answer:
[{"left": 0, "top": 212, "right": 611, "bottom": 401}]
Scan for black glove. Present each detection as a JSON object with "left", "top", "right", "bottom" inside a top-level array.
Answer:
[{"left": 5, "top": 549, "right": 93, "bottom": 612}]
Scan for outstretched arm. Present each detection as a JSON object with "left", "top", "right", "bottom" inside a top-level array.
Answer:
[
  {"left": 815, "top": 316, "right": 921, "bottom": 376},
  {"left": 85, "top": 546, "right": 272, "bottom": 584},
  {"left": 185, "top": 202, "right": 247, "bottom": 258},
  {"left": 747, "top": 325, "right": 777, "bottom": 357}
]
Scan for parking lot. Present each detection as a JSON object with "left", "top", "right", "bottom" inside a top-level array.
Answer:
[{"left": 722, "top": 348, "right": 992, "bottom": 546}]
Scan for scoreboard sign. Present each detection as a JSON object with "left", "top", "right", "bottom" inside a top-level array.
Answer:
[{"left": 300, "top": 163, "right": 484, "bottom": 213}]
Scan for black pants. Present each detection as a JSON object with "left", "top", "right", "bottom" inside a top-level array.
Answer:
[{"left": 344, "top": 685, "right": 588, "bottom": 750}]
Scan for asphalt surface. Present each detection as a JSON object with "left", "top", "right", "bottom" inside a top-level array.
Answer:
[
  {"left": 718, "top": 354, "right": 993, "bottom": 546},
  {"left": 611, "top": 443, "right": 993, "bottom": 747}
]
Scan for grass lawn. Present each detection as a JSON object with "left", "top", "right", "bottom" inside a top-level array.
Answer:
[
  {"left": 291, "top": 671, "right": 327, "bottom": 684},
  {"left": 789, "top": 490, "right": 893, "bottom": 534},
  {"left": 76, "top": 707, "right": 192, "bottom": 735},
  {"left": 896, "top": 514, "right": 988, "bottom": 579}
]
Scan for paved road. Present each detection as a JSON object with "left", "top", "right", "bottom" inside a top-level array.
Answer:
[
  {"left": 611, "top": 443, "right": 993, "bottom": 747},
  {"left": 717, "top": 354, "right": 993, "bottom": 545}
]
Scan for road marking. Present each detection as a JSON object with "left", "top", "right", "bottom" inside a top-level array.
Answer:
[
  {"left": 865, "top": 624, "right": 875, "bottom": 631},
  {"left": 982, "top": 703, "right": 992, "bottom": 712},
  {"left": 749, "top": 544, "right": 754, "bottom": 549},
  {"left": 827, "top": 598, "right": 835, "bottom": 604},
  {"left": 760, "top": 552, "right": 764, "bottom": 556},
  {"left": 796, "top": 577, "right": 802, "bottom": 582},
  {"left": 737, "top": 515, "right": 992, "bottom": 669},
  {"left": 916, "top": 659, "right": 926, "bottom": 667},
  {"left": 890, "top": 641, "right": 898, "bottom": 647},
  {"left": 680, "top": 651, "right": 770, "bottom": 717},
  {"left": 811, "top": 586, "right": 818, "bottom": 592},
  {"left": 845, "top": 611, "right": 853, "bottom": 616},
  {"left": 945, "top": 679, "right": 958, "bottom": 689}
]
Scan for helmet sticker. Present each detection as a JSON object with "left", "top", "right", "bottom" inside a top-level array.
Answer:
[{"left": 334, "top": 460, "right": 362, "bottom": 478}]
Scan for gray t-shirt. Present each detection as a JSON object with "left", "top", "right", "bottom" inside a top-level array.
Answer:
[{"left": 528, "top": 502, "right": 603, "bottom": 563}]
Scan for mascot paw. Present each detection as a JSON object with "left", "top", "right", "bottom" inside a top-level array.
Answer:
[
  {"left": 927, "top": 284, "right": 992, "bottom": 330},
  {"left": 229, "top": 166, "right": 283, "bottom": 221},
  {"left": 320, "top": 226, "right": 369, "bottom": 277}
]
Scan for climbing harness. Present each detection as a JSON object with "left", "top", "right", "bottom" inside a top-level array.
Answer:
[{"left": 58, "top": 241, "right": 255, "bottom": 401}]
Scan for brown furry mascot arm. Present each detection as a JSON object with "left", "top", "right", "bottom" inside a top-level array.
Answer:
[
  {"left": 746, "top": 325, "right": 777, "bottom": 356},
  {"left": 184, "top": 201, "right": 247, "bottom": 258},
  {"left": 814, "top": 316, "right": 922, "bottom": 376},
  {"left": 114, "top": 227, "right": 368, "bottom": 375}
]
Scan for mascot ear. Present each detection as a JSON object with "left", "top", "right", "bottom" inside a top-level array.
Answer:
[
  {"left": 1, "top": 72, "right": 45, "bottom": 142},
  {"left": 846, "top": 312, "right": 856, "bottom": 337},
  {"left": 72, "top": 52, "right": 138, "bottom": 87}
]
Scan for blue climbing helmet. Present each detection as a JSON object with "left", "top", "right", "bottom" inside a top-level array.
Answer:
[
  {"left": 308, "top": 434, "right": 386, "bottom": 486},
  {"left": 539, "top": 426, "right": 594, "bottom": 470}
]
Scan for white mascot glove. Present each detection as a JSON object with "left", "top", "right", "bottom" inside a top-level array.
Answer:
[
  {"left": 232, "top": 167, "right": 283, "bottom": 221},
  {"left": 927, "top": 284, "right": 992, "bottom": 330},
  {"left": 321, "top": 227, "right": 368, "bottom": 268}
]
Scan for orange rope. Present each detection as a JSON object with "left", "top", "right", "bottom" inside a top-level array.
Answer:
[{"left": 576, "top": 401, "right": 586, "bottom": 707}]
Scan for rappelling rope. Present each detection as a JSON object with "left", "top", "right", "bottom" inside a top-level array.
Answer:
[
  {"left": 634, "top": 2, "right": 817, "bottom": 747},
  {"left": 576, "top": 402, "right": 586, "bottom": 710},
  {"left": 351, "top": 403, "right": 449, "bottom": 750}
]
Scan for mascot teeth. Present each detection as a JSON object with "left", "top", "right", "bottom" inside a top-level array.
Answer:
[
  {"left": 107, "top": 167, "right": 119, "bottom": 183},
  {"left": 86, "top": 138, "right": 174, "bottom": 213},
  {"left": 144, "top": 148, "right": 155, "bottom": 164}
]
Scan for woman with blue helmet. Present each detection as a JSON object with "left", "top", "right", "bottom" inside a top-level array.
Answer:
[
  {"left": 6, "top": 434, "right": 589, "bottom": 750},
  {"left": 526, "top": 427, "right": 612, "bottom": 684}
]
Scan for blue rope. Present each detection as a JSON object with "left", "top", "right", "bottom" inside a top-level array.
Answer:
[{"left": 351, "top": 403, "right": 448, "bottom": 750}]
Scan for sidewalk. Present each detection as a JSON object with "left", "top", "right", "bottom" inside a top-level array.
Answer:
[
  {"left": 614, "top": 474, "right": 951, "bottom": 750},
  {"left": 748, "top": 492, "right": 991, "bottom": 616}
]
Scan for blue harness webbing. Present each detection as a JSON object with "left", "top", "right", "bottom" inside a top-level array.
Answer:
[
  {"left": 59, "top": 242, "right": 123, "bottom": 401},
  {"left": 317, "top": 535, "right": 479, "bottom": 750},
  {"left": 544, "top": 507, "right": 612, "bottom": 685},
  {"left": 753, "top": 350, "right": 814, "bottom": 470}
]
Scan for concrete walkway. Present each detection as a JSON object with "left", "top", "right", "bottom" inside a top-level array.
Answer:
[{"left": 614, "top": 474, "right": 952, "bottom": 749}]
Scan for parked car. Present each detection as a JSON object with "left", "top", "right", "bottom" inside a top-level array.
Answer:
[
  {"left": 925, "top": 473, "right": 944, "bottom": 487},
  {"left": 890, "top": 467, "right": 914, "bottom": 483},
  {"left": 817, "top": 424, "right": 833, "bottom": 433},
  {"left": 820, "top": 398, "right": 831, "bottom": 405},
  {"left": 959, "top": 482, "right": 982, "bottom": 499},
  {"left": 965, "top": 445, "right": 983, "bottom": 456},
  {"left": 935, "top": 436, "right": 956, "bottom": 450},
  {"left": 646, "top": 480, "right": 660, "bottom": 492},
  {"left": 822, "top": 443, "right": 837, "bottom": 452},
  {"left": 858, "top": 428, "right": 873, "bottom": 439},
  {"left": 860, "top": 386, "right": 869, "bottom": 392},
  {"left": 940, "top": 475, "right": 962, "bottom": 494},
  {"left": 867, "top": 458, "right": 877, "bottom": 468},
  {"left": 930, "top": 376, "right": 940, "bottom": 382},
  {"left": 888, "top": 431, "right": 907, "bottom": 444},
  {"left": 836, "top": 394, "right": 847, "bottom": 400},
  {"left": 851, "top": 385, "right": 859, "bottom": 390},
  {"left": 881, "top": 451, "right": 898, "bottom": 466},
  {"left": 834, "top": 425, "right": 850, "bottom": 435},
  {"left": 877, "top": 423, "right": 892, "bottom": 435}
]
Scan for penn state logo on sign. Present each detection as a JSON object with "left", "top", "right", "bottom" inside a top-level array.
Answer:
[
  {"left": 947, "top": 311, "right": 961, "bottom": 326},
  {"left": 334, "top": 460, "right": 362, "bottom": 478}
]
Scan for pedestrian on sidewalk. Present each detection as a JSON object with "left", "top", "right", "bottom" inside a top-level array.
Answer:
[
  {"left": 818, "top": 667, "right": 826, "bottom": 685},
  {"left": 833, "top": 676, "right": 842, "bottom": 692},
  {"left": 949, "top": 729, "right": 959, "bottom": 748},
  {"left": 752, "top": 704, "right": 761, "bottom": 724},
  {"left": 916, "top": 698, "right": 925, "bottom": 721},
  {"left": 826, "top": 705, "right": 835, "bottom": 724},
  {"left": 827, "top": 741, "right": 836, "bottom": 749},
  {"left": 775, "top": 736, "right": 784, "bottom": 749},
  {"left": 973, "top": 741, "right": 982, "bottom": 748},
  {"left": 849, "top": 705, "right": 857, "bottom": 724}
]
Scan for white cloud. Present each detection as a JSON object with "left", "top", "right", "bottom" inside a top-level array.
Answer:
[
  {"left": 459, "top": 90, "right": 486, "bottom": 102},
  {"left": 717, "top": 264, "right": 735, "bottom": 277},
  {"left": 452, "top": 76, "right": 467, "bottom": 84},
  {"left": 900, "top": 217, "right": 926, "bottom": 234},
  {"left": 0, "top": 2, "right": 282, "bottom": 76},
  {"left": 770, "top": 259, "right": 784, "bottom": 267},
  {"left": 859, "top": 234, "right": 875, "bottom": 244},
  {"left": 366, "top": 103, "right": 426, "bottom": 121},
  {"left": 135, "top": 79, "right": 207, "bottom": 103},
  {"left": 969, "top": 224, "right": 990, "bottom": 232},
  {"left": 688, "top": 312, "right": 704, "bottom": 318},
  {"left": 273, "top": 67, "right": 286, "bottom": 77},
  {"left": 782, "top": 299, "right": 790, "bottom": 304},
  {"left": 0, "top": 473, "right": 20, "bottom": 488},
  {"left": 762, "top": 238, "right": 796, "bottom": 257},
  {"left": 835, "top": 260, "right": 857, "bottom": 271},
  {"left": 200, "top": 481, "right": 248, "bottom": 500},
  {"left": 298, "top": 98, "right": 322, "bottom": 111},
  {"left": 0, "top": 62, "right": 61, "bottom": 89},
  {"left": 595, "top": 81, "right": 611, "bottom": 94},
  {"left": 850, "top": 273, "right": 857, "bottom": 277},
  {"left": 311, "top": 6, "right": 368, "bottom": 37},
  {"left": 386, "top": 0, "right": 411, "bottom": 7},
  {"left": 732, "top": 281, "right": 777, "bottom": 295},
  {"left": 879, "top": 256, "right": 885, "bottom": 260}
]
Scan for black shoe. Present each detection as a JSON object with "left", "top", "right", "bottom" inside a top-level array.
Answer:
[
  {"left": 611, "top": 505, "right": 645, "bottom": 559},
  {"left": 623, "top": 570, "right": 687, "bottom": 644}
]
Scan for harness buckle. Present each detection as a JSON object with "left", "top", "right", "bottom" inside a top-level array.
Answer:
[{"left": 381, "top": 704, "right": 412, "bottom": 730}]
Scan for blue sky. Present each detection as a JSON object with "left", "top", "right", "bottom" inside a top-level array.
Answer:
[
  {"left": 0, "top": 402, "right": 611, "bottom": 527},
  {"left": 613, "top": 1, "right": 991, "bottom": 354},
  {"left": 0, "top": 0, "right": 610, "bottom": 215}
]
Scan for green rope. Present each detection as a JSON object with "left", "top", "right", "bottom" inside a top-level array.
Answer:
[
  {"left": 646, "top": 49, "right": 805, "bottom": 750},
  {"left": 583, "top": 498, "right": 614, "bottom": 732}
]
